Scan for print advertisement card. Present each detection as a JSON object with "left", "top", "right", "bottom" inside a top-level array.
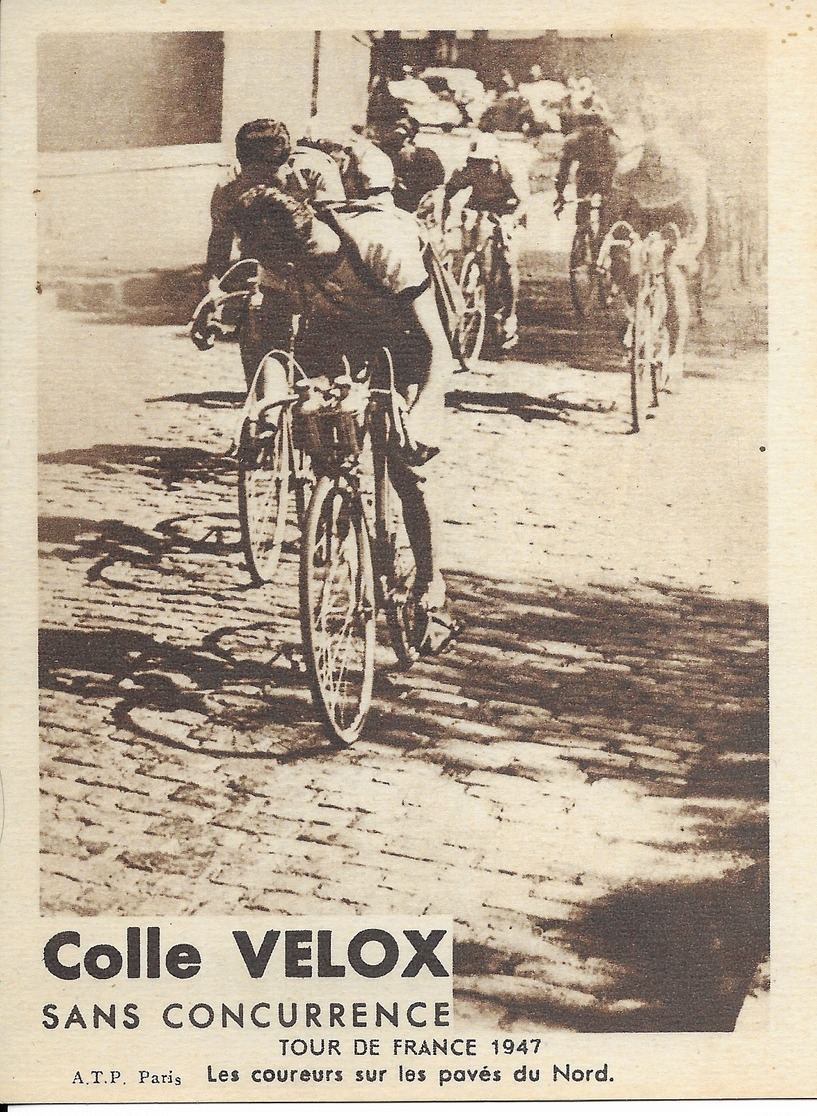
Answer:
[{"left": 1, "top": 0, "right": 815, "bottom": 1104}]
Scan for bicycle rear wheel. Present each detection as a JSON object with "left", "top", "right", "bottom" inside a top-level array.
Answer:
[
  {"left": 457, "top": 253, "right": 487, "bottom": 365},
  {"left": 300, "top": 474, "right": 376, "bottom": 746},
  {"left": 237, "top": 410, "right": 291, "bottom": 582},
  {"left": 373, "top": 443, "right": 421, "bottom": 669}
]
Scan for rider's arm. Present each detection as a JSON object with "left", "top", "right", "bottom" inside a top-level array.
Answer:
[
  {"left": 440, "top": 166, "right": 470, "bottom": 227},
  {"left": 554, "top": 133, "right": 578, "bottom": 202},
  {"left": 684, "top": 162, "right": 709, "bottom": 259},
  {"left": 284, "top": 147, "right": 347, "bottom": 208},
  {"left": 204, "top": 180, "right": 236, "bottom": 285}
]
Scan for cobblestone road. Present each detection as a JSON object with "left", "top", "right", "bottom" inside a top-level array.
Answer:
[{"left": 38, "top": 290, "right": 768, "bottom": 1033}]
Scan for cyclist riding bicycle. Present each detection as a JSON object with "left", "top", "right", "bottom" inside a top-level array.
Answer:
[
  {"left": 609, "top": 102, "right": 708, "bottom": 392},
  {"left": 203, "top": 118, "right": 345, "bottom": 384},
  {"left": 231, "top": 177, "right": 461, "bottom": 653},
  {"left": 440, "top": 133, "right": 529, "bottom": 353},
  {"left": 553, "top": 103, "right": 618, "bottom": 227}
]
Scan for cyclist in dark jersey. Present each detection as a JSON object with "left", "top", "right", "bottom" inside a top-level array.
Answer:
[
  {"left": 370, "top": 114, "right": 446, "bottom": 215},
  {"left": 554, "top": 110, "right": 618, "bottom": 227},
  {"left": 611, "top": 106, "right": 708, "bottom": 391},
  {"left": 441, "top": 134, "right": 528, "bottom": 353},
  {"left": 204, "top": 119, "right": 345, "bottom": 385}
]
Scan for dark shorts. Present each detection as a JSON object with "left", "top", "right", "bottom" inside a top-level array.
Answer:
[{"left": 295, "top": 316, "right": 429, "bottom": 400}]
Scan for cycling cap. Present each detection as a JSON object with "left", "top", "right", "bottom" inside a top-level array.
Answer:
[
  {"left": 468, "top": 134, "right": 501, "bottom": 162},
  {"left": 235, "top": 119, "right": 292, "bottom": 168}
]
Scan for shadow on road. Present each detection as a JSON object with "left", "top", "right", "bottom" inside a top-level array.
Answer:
[
  {"left": 145, "top": 390, "right": 246, "bottom": 408},
  {"left": 39, "top": 514, "right": 242, "bottom": 576},
  {"left": 456, "top": 861, "right": 768, "bottom": 1032},
  {"left": 40, "top": 540, "right": 768, "bottom": 1031},
  {"left": 446, "top": 387, "right": 616, "bottom": 423},
  {"left": 39, "top": 443, "right": 236, "bottom": 487}
]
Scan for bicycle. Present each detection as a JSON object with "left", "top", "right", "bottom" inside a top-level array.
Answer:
[
  {"left": 190, "top": 260, "right": 313, "bottom": 583},
  {"left": 596, "top": 220, "right": 678, "bottom": 433},
  {"left": 295, "top": 348, "right": 426, "bottom": 746},
  {"left": 452, "top": 210, "right": 512, "bottom": 364},
  {"left": 564, "top": 192, "right": 613, "bottom": 321}
]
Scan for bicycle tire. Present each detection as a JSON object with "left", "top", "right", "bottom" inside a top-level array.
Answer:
[
  {"left": 292, "top": 445, "right": 315, "bottom": 528},
  {"left": 237, "top": 410, "right": 291, "bottom": 583},
  {"left": 630, "top": 287, "right": 656, "bottom": 433},
  {"left": 299, "top": 474, "right": 376, "bottom": 746},
  {"left": 569, "top": 225, "right": 598, "bottom": 320},
  {"left": 457, "top": 252, "right": 487, "bottom": 365},
  {"left": 373, "top": 440, "right": 421, "bottom": 669},
  {"left": 651, "top": 277, "right": 672, "bottom": 395}
]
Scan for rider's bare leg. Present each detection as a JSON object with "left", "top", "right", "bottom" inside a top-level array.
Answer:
[
  {"left": 240, "top": 289, "right": 291, "bottom": 391},
  {"left": 497, "top": 220, "right": 520, "bottom": 350},
  {"left": 402, "top": 286, "right": 455, "bottom": 452},
  {"left": 386, "top": 451, "right": 446, "bottom": 611}
]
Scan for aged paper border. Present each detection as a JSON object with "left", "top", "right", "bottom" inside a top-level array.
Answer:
[{"left": 1, "top": 0, "right": 815, "bottom": 1104}]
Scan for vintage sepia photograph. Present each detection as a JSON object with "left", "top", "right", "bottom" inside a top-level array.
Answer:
[
  {"left": 35, "top": 24, "right": 769, "bottom": 1033},
  {"left": 9, "top": 0, "right": 816, "bottom": 1103}
]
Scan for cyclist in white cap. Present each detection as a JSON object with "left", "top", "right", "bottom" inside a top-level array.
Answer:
[
  {"left": 232, "top": 184, "right": 461, "bottom": 653},
  {"left": 441, "top": 133, "right": 529, "bottom": 353}
]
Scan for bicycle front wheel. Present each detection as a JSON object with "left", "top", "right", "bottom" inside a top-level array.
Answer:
[
  {"left": 630, "top": 290, "right": 656, "bottom": 433},
  {"left": 300, "top": 474, "right": 376, "bottom": 746},
  {"left": 237, "top": 410, "right": 291, "bottom": 582},
  {"left": 570, "top": 225, "right": 598, "bottom": 320},
  {"left": 374, "top": 445, "right": 421, "bottom": 669},
  {"left": 651, "top": 279, "right": 671, "bottom": 394},
  {"left": 457, "top": 252, "right": 487, "bottom": 365}
]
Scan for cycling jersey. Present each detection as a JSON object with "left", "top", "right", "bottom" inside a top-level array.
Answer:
[
  {"left": 206, "top": 147, "right": 345, "bottom": 280},
  {"left": 301, "top": 202, "right": 430, "bottom": 336},
  {"left": 443, "top": 161, "right": 520, "bottom": 216},
  {"left": 612, "top": 126, "right": 708, "bottom": 258},
  {"left": 390, "top": 144, "right": 445, "bottom": 213},
  {"left": 614, "top": 130, "right": 706, "bottom": 212},
  {"left": 555, "top": 123, "right": 618, "bottom": 199}
]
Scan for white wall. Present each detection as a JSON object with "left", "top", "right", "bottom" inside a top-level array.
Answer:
[{"left": 39, "top": 31, "right": 371, "bottom": 276}]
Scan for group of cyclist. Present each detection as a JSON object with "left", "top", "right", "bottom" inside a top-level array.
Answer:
[
  {"left": 554, "top": 84, "right": 708, "bottom": 392},
  {"left": 199, "top": 114, "right": 462, "bottom": 653},
  {"left": 194, "top": 85, "right": 709, "bottom": 657}
]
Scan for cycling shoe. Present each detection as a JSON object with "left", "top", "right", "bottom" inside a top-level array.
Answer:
[
  {"left": 402, "top": 441, "right": 440, "bottom": 467},
  {"left": 416, "top": 608, "right": 462, "bottom": 656}
]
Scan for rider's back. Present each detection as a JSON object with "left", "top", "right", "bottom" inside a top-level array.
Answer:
[{"left": 447, "top": 160, "right": 519, "bottom": 214}]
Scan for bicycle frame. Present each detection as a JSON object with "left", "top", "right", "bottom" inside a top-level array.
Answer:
[{"left": 575, "top": 191, "right": 604, "bottom": 237}]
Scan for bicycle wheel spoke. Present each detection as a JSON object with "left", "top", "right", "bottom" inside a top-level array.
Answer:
[
  {"left": 300, "top": 476, "right": 375, "bottom": 744},
  {"left": 238, "top": 417, "right": 290, "bottom": 581}
]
